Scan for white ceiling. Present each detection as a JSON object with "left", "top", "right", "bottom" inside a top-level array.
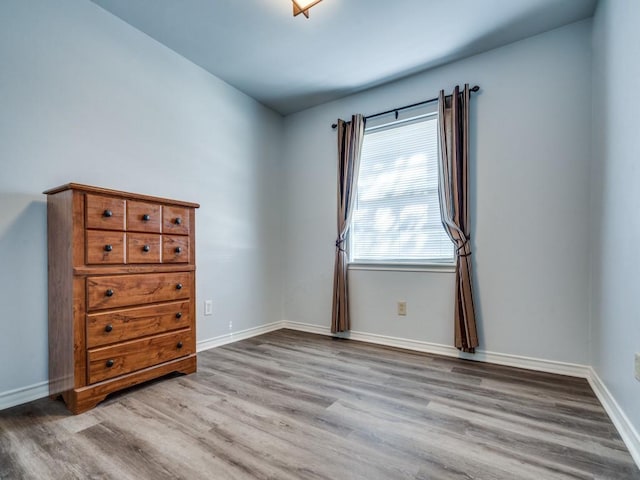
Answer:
[{"left": 90, "top": 0, "right": 597, "bottom": 115}]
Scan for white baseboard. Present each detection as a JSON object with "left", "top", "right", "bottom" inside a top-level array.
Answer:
[
  {"left": 196, "top": 321, "right": 285, "bottom": 352},
  {"left": 587, "top": 367, "right": 640, "bottom": 468},
  {"left": 282, "top": 321, "right": 590, "bottom": 378},
  {"left": 281, "top": 320, "right": 333, "bottom": 338},
  {"left": 0, "top": 381, "right": 49, "bottom": 411}
]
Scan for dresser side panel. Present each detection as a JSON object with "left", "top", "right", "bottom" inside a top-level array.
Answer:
[
  {"left": 47, "top": 190, "right": 75, "bottom": 395},
  {"left": 189, "top": 208, "right": 197, "bottom": 371}
]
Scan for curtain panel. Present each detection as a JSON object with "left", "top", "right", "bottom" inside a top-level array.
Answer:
[
  {"left": 331, "top": 115, "right": 365, "bottom": 333},
  {"left": 438, "top": 85, "right": 479, "bottom": 353}
]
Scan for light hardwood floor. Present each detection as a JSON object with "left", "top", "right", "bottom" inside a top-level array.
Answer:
[{"left": 1, "top": 329, "right": 639, "bottom": 479}]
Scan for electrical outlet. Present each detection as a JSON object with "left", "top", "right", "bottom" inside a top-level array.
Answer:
[
  {"left": 635, "top": 353, "right": 640, "bottom": 382},
  {"left": 397, "top": 301, "right": 407, "bottom": 316},
  {"left": 204, "top": 300, "right": 213, "bottom": 316}
]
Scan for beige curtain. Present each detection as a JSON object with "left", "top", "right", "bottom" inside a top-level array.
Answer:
[
  {"left": 331, "top": 115, "right": 365, "bottom": 333},
  {"left": 438, "top": 85, "right": 479, "bottom": 353}
]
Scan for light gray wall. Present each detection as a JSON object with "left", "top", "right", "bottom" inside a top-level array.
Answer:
[
  {"left": 0, "top": 0, "right": 283, "bottom": 395},
  {"left": 282, "top": 20, "right": 593, "bottom": 364},
  {"left": 590, "top": 0, "right": 640, "bottom": 435}
]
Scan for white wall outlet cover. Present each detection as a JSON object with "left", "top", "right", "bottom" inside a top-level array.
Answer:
[
  {"left": 204, "top": 300, "right": 213, "bottom": 316},
  {"left": 635, "top": 353, "right": 640, "bottom": 382}
]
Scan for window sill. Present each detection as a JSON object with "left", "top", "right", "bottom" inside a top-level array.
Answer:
[{"left": 348, "top": 262, "right": 456, "bottom": 273}]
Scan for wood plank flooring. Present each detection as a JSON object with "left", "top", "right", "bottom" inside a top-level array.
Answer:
[{"left": 1, "top": 329, "right": 638, "bottom": 479}]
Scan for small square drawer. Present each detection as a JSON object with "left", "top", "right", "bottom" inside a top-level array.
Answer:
[
  {"left": 163, "top": 206, "right": 190, "bottom": 236},
  {"left": 162, "top": 235, "right": 189, "bottom": 264},
  {"left": 127, "top": 201, "right": 161, "bottom": 233},
  {"left": 127, "top": 233, "right": 161, "bottom": 264},
  {"left": 86, "top": 230, "right": 125, "bottom": 265},
  {"left": 85, "top": 194, "right": 125, "bottom": 231}
]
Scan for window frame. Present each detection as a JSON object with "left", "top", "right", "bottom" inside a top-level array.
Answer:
[{"left": 347, "top": 107, "right": 456, "bottom": 271}]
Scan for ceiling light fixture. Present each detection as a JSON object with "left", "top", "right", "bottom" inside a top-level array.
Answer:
[{"left": 292, "top": 0, "right": 323, "bottom": 18}]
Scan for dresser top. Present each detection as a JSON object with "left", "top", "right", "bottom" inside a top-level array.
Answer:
[{"left": 43, "top": 183, "right": 200, "bottom": 208}]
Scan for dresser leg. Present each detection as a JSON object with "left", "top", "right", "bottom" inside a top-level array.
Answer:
[
  {"left": 57, "top": 390, "right": 108, "bottom": 415},
  {"left": 176, "top": 360, "right": 197, "bottom": 376}
]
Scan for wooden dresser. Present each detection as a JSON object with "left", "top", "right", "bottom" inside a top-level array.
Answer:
[{"left": 44, "top": 183, "right": 199, "bottom": 414}]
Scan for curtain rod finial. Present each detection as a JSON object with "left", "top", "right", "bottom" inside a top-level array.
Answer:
[{"left": 470, "top": 85, "right": 480, "bottom": 93}]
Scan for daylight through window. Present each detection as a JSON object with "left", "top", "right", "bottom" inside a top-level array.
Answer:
[{"left": 349, "top": 113, "right": 454, "bottom": 264}]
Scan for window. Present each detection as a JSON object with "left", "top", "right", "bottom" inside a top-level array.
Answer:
[{"left": 349, "top": 111, "right": 454, "bottom": 265}]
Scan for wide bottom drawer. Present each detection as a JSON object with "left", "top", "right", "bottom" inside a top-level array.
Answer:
[{"left": 87, "top": 329, "right": 194, "bottom": 384}]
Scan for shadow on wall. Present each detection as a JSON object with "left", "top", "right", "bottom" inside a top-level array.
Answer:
[
  {"left": 468, "top": 91, "right": 485, "bottom": 349},
  {"left": 0, "top": 194, "right": 48, "bottom": 392}
]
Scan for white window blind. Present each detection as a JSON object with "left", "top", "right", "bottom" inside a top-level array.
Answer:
[{"left": 349, "top": 114, "right": 454, "bottom": 264}]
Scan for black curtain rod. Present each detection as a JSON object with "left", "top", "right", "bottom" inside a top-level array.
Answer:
[{"left": 331, "top": 85, "right": 480, "bottom": 129}]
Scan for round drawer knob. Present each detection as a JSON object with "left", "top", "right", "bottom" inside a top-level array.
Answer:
[
  {"left": 143, "top": 245, "right": 151, "bottom": 252},
  {"left": 104, "top": 244, "right": 113, "bottom": 252},
  {"left": 105, "top": 324, "right": 113, "bottom": 333},
  {"left": 142, "top": 214, "right": 151, "bottom": 221},
  {"left": 106, "top": 359, "right": 114, "bottom": 368},
  {"left": 174, "top": 218, "right": 182, "bottom": 225},
  {"left": 176, "top": 341, "right": 183, "bottom": 349},
  {"left": 175, "top": 312, "right": 182, "bottom": 319},
  {"left": 103, "top": 210, "right": 113, "bottom": 218},
  {"left": 176, "top": 283, "right": 183, "bottom": 290},
  {"left": 105, "top": 289, "right": 114, "bottom": 297},
  {"left": 175, "top": 247, "right": 182, "bottom": 254}
]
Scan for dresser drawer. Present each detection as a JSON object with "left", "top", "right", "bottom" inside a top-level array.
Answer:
[
  {"left": 127, "top": 200, "right": 161, "bottom": 233},
  {"left": 87, "top": 329, "right": 193, "bottom": 383},
  {"left": 162, "top": 235, "right": 189, "bottom": 264},
  {"left": 163, "top": 206, "right": 190, "bottom": 236},
  {"left": 86, "top": 230, "right": 125, "bottom": 265},
  {"left": 85, "top": 194, "right": 125, "bottom": 231},
  {"left": 127, "top": 233, "right": 161, "bottom": 264},
  {"left": 87, "top": 272, "right": 191, "bottom": 311},
  {"left": 87, "top": 300, "right": 191, "bottom": 348}
]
